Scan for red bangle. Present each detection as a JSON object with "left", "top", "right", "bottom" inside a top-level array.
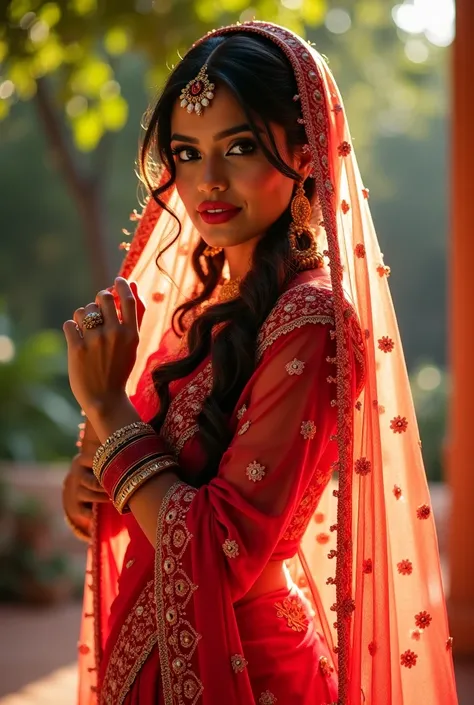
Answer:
[{"left": 100, "top": 435, "right": 171, "bottom": 497}]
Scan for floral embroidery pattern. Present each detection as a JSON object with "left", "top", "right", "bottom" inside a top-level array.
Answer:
[
  {"left": 391, "top": 416, "right": 408, "bottom": 433},
  {"left": 377, "top": 263, "right": 391, "bottom": 277},
  {"left": 259, "top": 692, "right": 277, "bottom": 705},
  {"left": 393, "top": 485, "right": 402, "bottom": 500},
  {"left": 274, "top": 596, "right": 308, "bottom": 632},
  {"left": 362, "top": 187, "right": 370, "bottom": 199},
  {"left": 378, "top": 336, "right": 395, "bottom": 353},
  {"left": 222, "top": 539, "right": 239, "bottom": 558},
  {"left": 417, "top": 504, "right": 431, "bottom": 520},
  {"left": 283, "top": 470, "right": 331, "bottom": 542},
  {"left": 415, "top": 611, "right": 432, "bottom": 629},
  {"left": 238, "top": 420, "right": 251, "bottom": 435},
  {"left": 301, "top": 420, "right": 317, "bottom": 439},
  {"left": 338, "top": 141, "right": 351, "bottom": 157},
  {"left": 400, "top": 649, "right": 418, "bottom": 668},
  {"left": 236, "top": 404, "right": 247, "bottom": 420},
  {"left": 363, "top": 559, "right": 373, "bottom": 574},
  {"left": 411, "top": 628, "right": 422, "bottom": 641},
  {"left": 446, "top": 637, "right": 453, "bottom": 650},
  {"left": 246, "top": 460, "right": 266, "bottom": 482},
  {"left": 397, "top": 559, "right": 413, "bottom": 575},
  {"left": 155, "top": 483, "right": 203, "bottom": 705},
  {"left": 354, "top": 457, "right": 371, "bottom": 476},
  {"left": 319, "top": 655, "right": 334, "bottom": 676},
  {"left": 285, "top": 358, "right": 305, "bottom": 375},
  {"left": 316, "top": 532, "right": 330, "bottom": 544},
  {"left": 341, "top": 199, "right": 350, "bottom": 214},
  {"left": 368, "top": 641, "right": 376, "bottom": 656},
  {"left": 355, "top": 244, "right": 366, "bottom": 258},
  {"left": 101, "top": 581, "right": 158, "bottom": 705},
  {"left": 231, "top": 654, "right": 248, "bottom": 673}
]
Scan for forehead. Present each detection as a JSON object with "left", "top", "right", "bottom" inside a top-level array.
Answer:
[{"left": 170, "top": 83, "right": 248, "bottom": 139}]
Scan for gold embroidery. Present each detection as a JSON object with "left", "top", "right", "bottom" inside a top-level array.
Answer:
[
  {"left": 300, "top": 420, "right": 316, "bottom": 440},
  {"left": 246, "top": 460, "right": 266, "bottom": 482},
  {"left": 101, "top": 581, "right": 157, "bottom": 705},
  {"left": 285, "top": 358, "right": 305, "bottom": 375},
  {"left": 222, "top": 539, "right": 239, "bottom": 558},
  {"left": 274, "top": 596, "right": 308, "bottom": 632},
  {"left": 256, "top": 283, "right": 335, "bottom": 362},
  {"left": 283, "top": 470, "right": 331, "bottom": 542},
  {"left": 236, "top": 404, "right": 247, "bottom": 419},
  {"left": 319, "top": 655, "right": 334, "bottom": 677},
  {"left": 155, "top": 482, "right": 203, "bottom": 705},
  {"left": 126, "top": 558, "right": 135, "bottom": 569},
  {"left": 231, "top": 653, "right": 248, "bottom": 673},
  {"left": 238, "top": 420, "right": 251, "bottom": 435},
  {"left": 259, "top": 691, "right": 277, "bottom": 704}
]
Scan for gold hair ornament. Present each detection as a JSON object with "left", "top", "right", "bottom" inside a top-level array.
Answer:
[{"left": 180, "top": 64, "right": 216, "bottom": 115}]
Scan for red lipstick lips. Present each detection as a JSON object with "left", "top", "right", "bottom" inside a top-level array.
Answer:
[{"left": 197, "top": 200, "right": 242, "bottom": 225}]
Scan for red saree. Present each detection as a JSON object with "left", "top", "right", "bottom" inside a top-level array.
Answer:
[
  {"left": 76, "top": 20, "right": 458, "bottom": 705},
  {"left": 95, "top": 270, "right": 363, "bottom": 704}
]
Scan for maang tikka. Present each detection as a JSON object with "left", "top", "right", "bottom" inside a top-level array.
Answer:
[{"left": 180, "top": 64, "right": 216, "bottom": 115}]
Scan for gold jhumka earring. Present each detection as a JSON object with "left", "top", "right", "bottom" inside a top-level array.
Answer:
[
  {"left": 288, "top": 181, "right": 324, "bottom": 271},
  {"left": 203, "top": 245, "right": 223, "bottom": 257}
]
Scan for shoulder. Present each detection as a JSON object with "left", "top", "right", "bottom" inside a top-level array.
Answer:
[{"left": 256, "top": 274, "right": 336, "bottom": 362}]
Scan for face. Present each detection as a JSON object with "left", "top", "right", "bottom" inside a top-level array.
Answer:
[{"left": 169, "top": 84, "right": 310, "bottom": 253}]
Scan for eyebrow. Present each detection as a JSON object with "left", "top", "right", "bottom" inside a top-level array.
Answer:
[{"left": 170, "top": 123, "right": 255, "bottom": 144}]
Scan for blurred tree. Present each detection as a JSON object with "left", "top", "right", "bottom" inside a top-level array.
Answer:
[{"left": 0, "top": 0, "right": 448, "bottom": 289}]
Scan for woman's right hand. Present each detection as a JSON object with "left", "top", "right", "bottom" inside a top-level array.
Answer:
[{"left": 62, "top": 436, "right": 111, "bottom": 537}]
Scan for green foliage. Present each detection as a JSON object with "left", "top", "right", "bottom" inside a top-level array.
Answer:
[
  {"left": 410, "top": 364, "right": 448, "bottom": 482},
  {"left": 0, "top": 310, "right": 80, "bottom": 461}
]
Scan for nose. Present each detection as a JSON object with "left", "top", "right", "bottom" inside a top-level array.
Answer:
[{"left": 197, "top": 156, "right": 229, "bottom": 194}]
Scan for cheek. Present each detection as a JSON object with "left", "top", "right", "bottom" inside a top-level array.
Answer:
[{"left": 243, "top": 163, "right": 294, "bottom": 212}]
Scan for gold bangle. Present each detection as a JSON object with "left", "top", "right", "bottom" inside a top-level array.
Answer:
[
  {"left": 92, "top": 422, "right": 156, "bottom": 479},
  {"left": 64, "top": 512, "right": 91, "bottom": 544},
  {"left": 114, "top": 456, "right": 179, "bottom": 514}
]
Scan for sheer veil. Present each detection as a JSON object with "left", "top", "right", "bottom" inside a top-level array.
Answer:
[{"left": 78, "top": 20, "right": 457, "bottom": 705}]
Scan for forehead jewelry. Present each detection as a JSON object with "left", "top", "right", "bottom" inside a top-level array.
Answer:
[{"left": 180, "top": 64, "right": 216, "bottom": 115}]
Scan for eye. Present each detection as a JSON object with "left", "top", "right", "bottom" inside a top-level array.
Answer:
[
  {"left": 227, "top": 139, "right": 257, "bottom": 156},
  {"left": 171, "top": 146, "right": 200, "bottom": 162}
]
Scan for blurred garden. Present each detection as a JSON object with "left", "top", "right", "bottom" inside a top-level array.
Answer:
[{"left": 0, "top": 0, "right": 453, "bottom": 598}]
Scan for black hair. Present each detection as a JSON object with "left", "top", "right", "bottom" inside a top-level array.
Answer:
[{"left": 139, "top": 32, "right": 316, "bottom": 485}]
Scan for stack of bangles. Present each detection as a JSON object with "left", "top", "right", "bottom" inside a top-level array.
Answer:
[{"left": 93, "top": 421, "right": 179, "bottom": 514}]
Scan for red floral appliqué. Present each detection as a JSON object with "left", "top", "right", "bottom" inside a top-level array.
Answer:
[
  {"left": 341, "top": 199, "right": 350, "bottom": 214},
  {"left": 338, "top": 141, "right": 352, "bottom": 157},
  {"left": 152, "top": 291, "right": 166, "bottom": 303},
  {"left": 378, "top": 336, "right": 395, "bottom": 353},
  {"left": 400, "top": 650, "right": 418, "bottom": 668},
  {"left": 391, "top": 416, "right": 408, "bottom": 433},
  {"left": 415, "top": 611, "right": 432, "bottom": 629},
  {"left": 417, "top": 504, "right": 431, "bottom": 520},
  {"left": 397, "top": 559, "right": 413, "bottom": 575},
  {"left": 355, "top": 243, "right": 366, "bottom": 258},
  {"left": 355, "top": 457, "right": 371, "bottom": 476},
  {"left": 363, "top": 559, "right": 373, "bottom": 574},
  {"left": 362, "top": 187, "right": 370, "bottom": 199},
  {"left": 446, "top": 637, "right": 453, "bottom": 651},
  {"left": 377, "top": 264, "right": 391, "bottom": 277},
  {"left": 368, "top": 641, "right": 376, "bottom": 656},
  {"left": 393, "top": 485, "right": 402, "bottom": 500},
  {"left": 316, "top": 532, "right": 330, "bottom": 544}
]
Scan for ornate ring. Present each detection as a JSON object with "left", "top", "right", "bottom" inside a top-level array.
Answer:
[{"left": 83, "top": 311, "right": 104, "bottom": 330}]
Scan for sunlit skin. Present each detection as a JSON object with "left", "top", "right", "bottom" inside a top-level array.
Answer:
[
  {"left": 64, "top": 85, "right": 313, "bottom": 546},
  {"left": 170, "top": 84, "right": 312, "bottom": 279}
]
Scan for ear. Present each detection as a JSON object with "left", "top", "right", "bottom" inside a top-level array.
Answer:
[{"left": 295, "top": 146, "right": 313, "bottom": 181}]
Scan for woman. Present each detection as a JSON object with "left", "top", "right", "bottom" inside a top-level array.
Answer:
[{"left": 62, "top": 21, "right": 458, "bottom": 705}]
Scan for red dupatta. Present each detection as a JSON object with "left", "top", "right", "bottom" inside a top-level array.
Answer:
[{"left": 77, "top": 21, "right": 458, "bottom": 705}]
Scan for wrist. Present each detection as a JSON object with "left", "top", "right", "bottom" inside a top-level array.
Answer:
[{"left": 86, "top": 395, "right": 140, "bottom": 444}]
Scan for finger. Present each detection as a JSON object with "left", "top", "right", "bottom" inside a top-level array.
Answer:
[
  {"left": 95, "top": 289, "right": 119, "bottom": 326},
  {"left": 78, "top": 504, "right": 93, "bottom": 520},
  {"left": 130, "top": 281, "right": 146, "bottom": 329},
  {"left": 77, "top": 486, "right": 111, "bottom": 504},
  {"left": 114, "top": 277, "right": 138, "bottom": 329},
  {"left": 63, "top": 320, "right": 83, "bottom": 349},
  {"left": 73, "top": 307, "right": 85, "bottom": 327},
  {"left": 80, "top": 468, "right": 107, "bottom": 493}
]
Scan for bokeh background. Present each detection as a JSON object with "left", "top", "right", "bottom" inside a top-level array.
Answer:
[{"left": 1, "top": 1, "right": 469, "bottom": 703}]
